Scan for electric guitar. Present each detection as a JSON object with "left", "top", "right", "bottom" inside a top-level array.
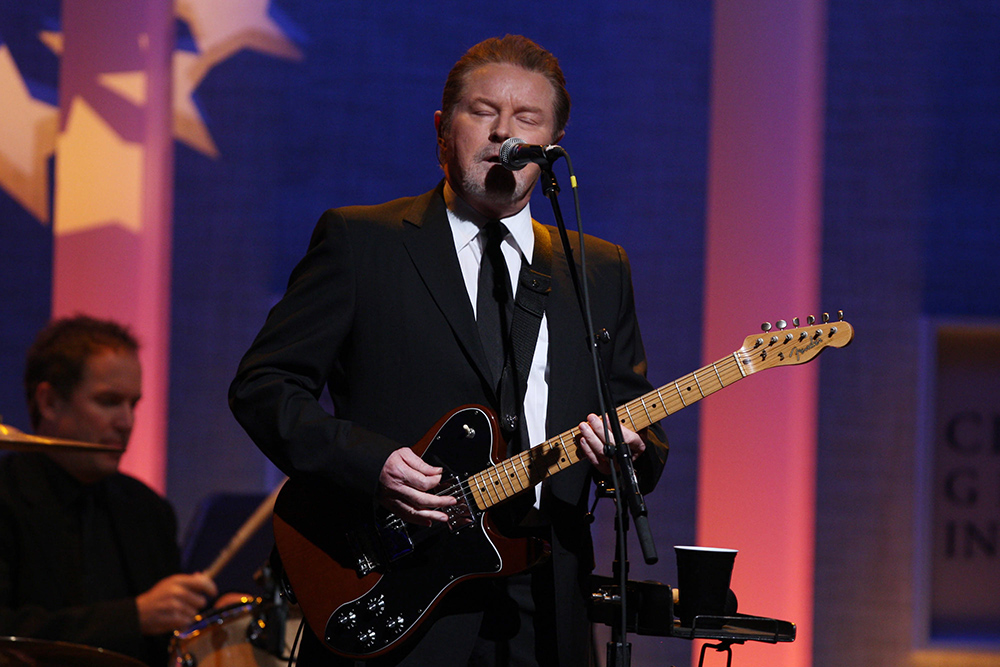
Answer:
[{"left": 272, "top": 315, "right": 854, "bottom": 658}]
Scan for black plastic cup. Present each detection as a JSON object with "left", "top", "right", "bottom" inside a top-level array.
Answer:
[{"left": 674, "top": 546, "right": 738, "bottom": 628}]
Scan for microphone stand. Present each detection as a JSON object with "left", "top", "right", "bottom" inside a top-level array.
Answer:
[{"left": 538, "top": 163, "right": 657, "bottom": 667}]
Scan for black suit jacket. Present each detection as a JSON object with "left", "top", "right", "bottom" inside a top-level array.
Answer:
[
  {"left": 0, "top": 452, "right": 181, "bottom": 666},
  {"left": 230, "top": 183, "right": 667, "bottom": 664}
]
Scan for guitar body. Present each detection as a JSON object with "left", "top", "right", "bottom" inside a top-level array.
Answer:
[{"left": 272, "top": 405, "right": 546, "bottom": 659}]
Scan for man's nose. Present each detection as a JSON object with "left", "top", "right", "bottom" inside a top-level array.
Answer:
[
  {"left": 114, "top": 403, "right": 135, "bottom": 431},
  {"left": 489, "top": 113, "right": 515, "bottom": 141}
]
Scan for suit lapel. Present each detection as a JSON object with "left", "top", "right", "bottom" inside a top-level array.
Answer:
[{"left": 401, "top": 184, "right": 494, "bottom": 393}]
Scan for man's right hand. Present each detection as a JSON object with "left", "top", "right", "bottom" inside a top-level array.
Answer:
[
  {"left": 136, "top": 572, "right": 218, "bottom": 635},
  {"left": 377, "top": 447, "right": 456, "bottom": 526}
]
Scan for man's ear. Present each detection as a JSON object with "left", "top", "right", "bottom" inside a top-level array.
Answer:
[
  {"left": 34, "top": 381, "right": 62, "bottom": 424},
  {"left": 434, "top": 111, "right": 447, "bottom": 163},
  {"left": 434, "top": 110, "right": 443, "bottom": 139}
]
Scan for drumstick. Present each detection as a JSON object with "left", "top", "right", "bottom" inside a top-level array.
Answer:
[{"left": 203, "top": 480, "right": 285, "bottom": 581}]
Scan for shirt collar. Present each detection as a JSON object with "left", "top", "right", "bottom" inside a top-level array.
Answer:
[{"left": 444, "top": 181, "right": 535, "bottom": 263}]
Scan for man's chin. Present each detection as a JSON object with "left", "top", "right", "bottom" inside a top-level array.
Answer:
[
  {"left": 468, "top": 168, "right": 534, "bottom": 213},
  {"left": 483, "top": 164, "right": 519, "bottom": 194}
]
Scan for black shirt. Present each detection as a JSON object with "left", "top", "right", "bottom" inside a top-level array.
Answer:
[{"left": 0, "top": 452, "right": 182, "bottom": 665}]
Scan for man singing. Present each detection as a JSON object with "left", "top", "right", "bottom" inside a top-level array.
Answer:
[{"left": 231, "top": 35, "right": 667, "bottom": 666}]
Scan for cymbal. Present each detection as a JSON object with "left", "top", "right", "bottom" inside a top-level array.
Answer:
[
  {"left": 0, "top": 637, "right": 145, "bottom": 666},
  {"left": 0, "top": 424, "right": 123, "bottom": 453}
]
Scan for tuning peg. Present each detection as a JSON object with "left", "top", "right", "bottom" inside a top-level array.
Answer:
[
  {"left": 837, "top": 310, "right": 844, "bottom": 321},
  {"left": 776, "top": 319, "right": 787, "bottom": 330},
  {"left": 807, "top": 315, "right": 815, "bottom": 325},
  {"left": 793, "top": 317, "right": 800, "bottom": 327},
  {"left": 761, "top": 322, "right": 772, "bottom": 332},
  {"left": 822, "top": 312, "right": 830, "bottom": 323}
]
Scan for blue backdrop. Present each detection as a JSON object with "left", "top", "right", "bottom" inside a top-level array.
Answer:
[{"left": 4, "top": 1, "right": 1000, "bottom": 664}]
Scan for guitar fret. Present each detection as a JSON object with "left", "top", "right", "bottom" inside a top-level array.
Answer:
[
  {"left": 655, "top": 388, "right": 670, "bottom": 417},
  {"left": 674, "top": 381, "right": 687, "bottom": 406},
  {"left": 507, "top": 454, "right": 522, "bottom": 492},
  {"left": 622, "top": 402, "right": 635, "bottom": 431},
  {"left": 733, "top": 351, "right": 748, "bottom": 377},
  {"left": 470, "top": 474, "right": 485, "bottom": 508},
  {"left": 512, "top": 454, "right": 530, "bottom": 490},
  {"left": 496, "top": 459, "right": 516, "bottom": 498},
  {"left": 555, "top": 436, "right": 572, "bottom": 469},
  {"left": 507, "top": 456, "right": 523, "bottom": 492},
  {"left": 692, "top": 370, "right": 705, "bottom": 397},
  {"left": 482, "top": 471, "right": 500, "bottom": 505},
  {"left": 475, "top": 474, "right": 489, "bottom": 506},
  {"left": 547, "top": 439, "right": 563, "bottom": 471},
  {"left": 713, "top": 361, "right": 725, "bottom": 386},
  {"left": 638, "top": 396, "right": 653, "bottom": 426},
  {"left": 567, "top": 433, "right": 581, "bottom": 465}
]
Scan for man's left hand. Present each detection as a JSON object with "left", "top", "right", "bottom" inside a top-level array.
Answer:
[{"left": 577, "top": 413, "right": 645, "bottom": 476}]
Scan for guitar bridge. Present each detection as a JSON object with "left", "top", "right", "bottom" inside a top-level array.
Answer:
[
  {"left": 346, "top": 527, "right": 382, "bottom": 576},
  {"left": 441, "top": 471, "right": 475, "bottom": 531}
]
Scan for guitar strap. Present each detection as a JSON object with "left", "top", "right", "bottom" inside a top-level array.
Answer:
[{"left": 498, "top": 221, "right": 552, "bottom": 455}]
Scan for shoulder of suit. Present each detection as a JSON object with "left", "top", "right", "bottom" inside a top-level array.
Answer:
[
  {"left": 323, "top": 184, "right": 443, "bottom": 232},
  {"left": 104, "top": 472, "right": 173, "bottom": 511},
  {"left": 539, "top": 223, "right": 625, "bottom": 263}
]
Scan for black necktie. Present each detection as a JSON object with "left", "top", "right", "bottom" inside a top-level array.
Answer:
[{"left": 477, "top": 221, "right": 512, "bottom": 388}]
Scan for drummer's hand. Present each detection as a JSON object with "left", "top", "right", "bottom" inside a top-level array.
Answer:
[
  {"left": 136, "top": 572, "right": 218, "bottom": 635},
  {"left": 377, "top": 446, "right": 455, "bottom": 526}
]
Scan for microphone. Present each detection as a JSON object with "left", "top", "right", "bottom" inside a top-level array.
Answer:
[{"left": 499, "top": 137, "right": 565, "bottom": 171}]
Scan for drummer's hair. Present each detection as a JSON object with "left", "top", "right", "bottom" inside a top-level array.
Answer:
[{"left": 24, "top": 315, "right": 140, "bottom": 429}]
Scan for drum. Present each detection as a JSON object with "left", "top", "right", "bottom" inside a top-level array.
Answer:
[
  {"left": 0, "top": 636, "right": 145, "bottom": 667},
  {"left": 170, "top": 598, "right": 301, "bottom": 667}
]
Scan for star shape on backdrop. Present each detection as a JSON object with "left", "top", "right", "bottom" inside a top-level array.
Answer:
[
  {"left": 171, "top": 0, "right": 304, "bottom": 156},
  {"left": 0, "top": 0, "right": 304, "bottom": 224},
  {"left": 0, "top": 44, "right": 59, "bottom": 222},
  {"left": 53, "top": 96, "right": 144, "bottom": 236}
]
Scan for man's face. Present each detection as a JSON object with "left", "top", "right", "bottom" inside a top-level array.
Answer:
[
  {"left": 38, "top": 347, "right": 141, "bottom": 483},
  {"left": 436, "top": 63, "right": 560, "bottom": 219}
]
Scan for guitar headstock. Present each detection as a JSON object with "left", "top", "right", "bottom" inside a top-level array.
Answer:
[{"left": 738, "top": 312, "right": 854, "bottom": 374}]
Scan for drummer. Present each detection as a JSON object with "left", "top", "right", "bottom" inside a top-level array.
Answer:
[{"left": 0, "top": 315, "right": 217, "bottom": 666}]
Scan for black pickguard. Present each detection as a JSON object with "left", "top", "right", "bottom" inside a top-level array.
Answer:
[{"left": 323, "top": 407, "right": 509, "bottom": 656}]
